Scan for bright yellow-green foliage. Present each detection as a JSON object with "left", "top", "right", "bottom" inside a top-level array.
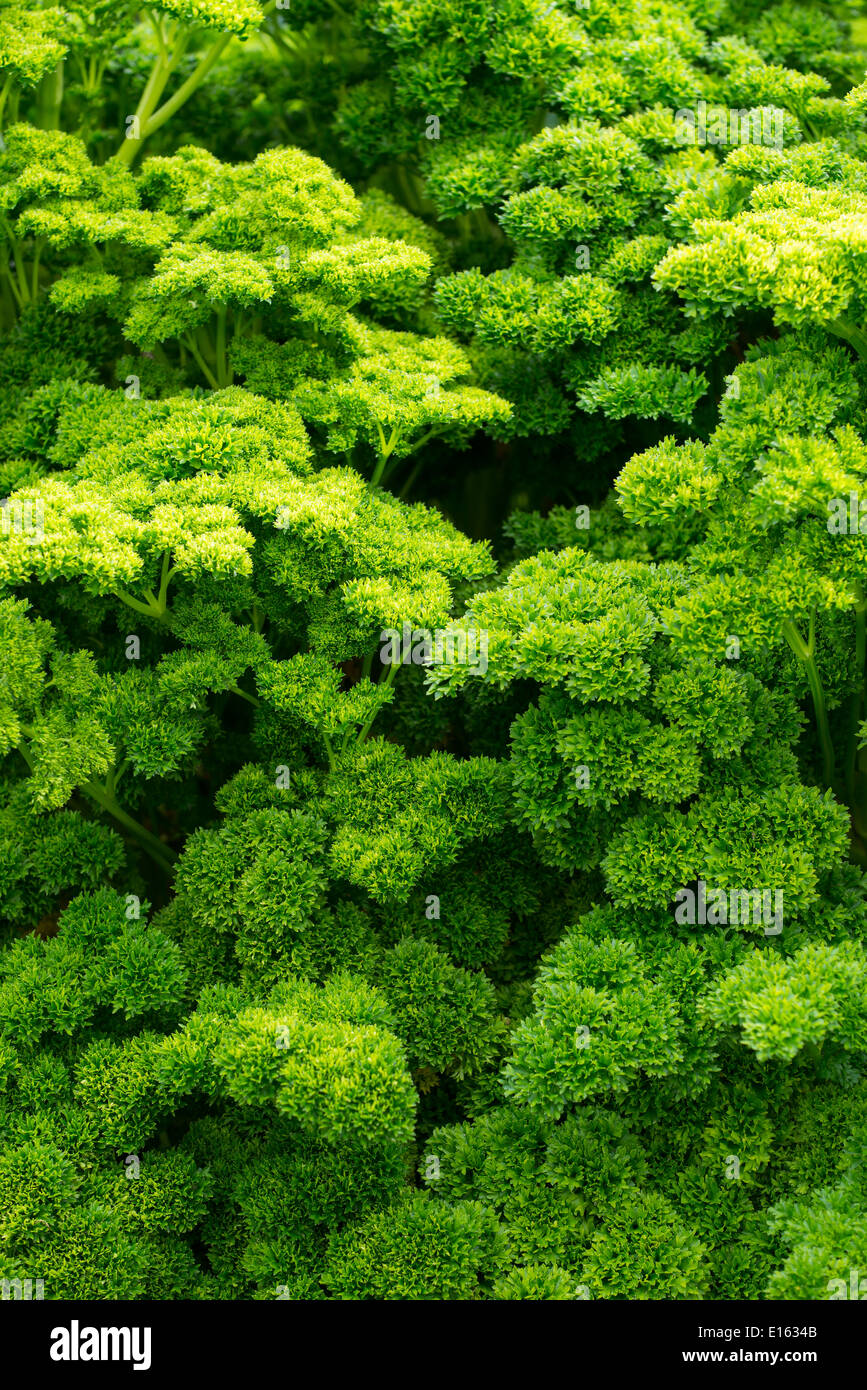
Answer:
[{"left": 1, "top": 0, "right": 867, "bottom": 1309}]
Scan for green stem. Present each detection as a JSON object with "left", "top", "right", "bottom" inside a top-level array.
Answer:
[
  {"left": 30, "top": 239, "right": 43, "bottom": 301},
  {"left": 379, "top": 455, "right": 401, "bottom": 486},
  {"left": 394, "top": 162, "right": 423, "bottom": 215},
  {"left": 17, "top": 737, "right": 173, "bottom": 872},
  {"left": 83, "top": 778, "right": 176, "bottom": 872},
  {"left": 15, "top": 740, "right": 34, "bottom": 771},
  {"left": 266, "top": 22, "right": 300, "bottom": 58},
  {"left": 0, "top": 275, "right": 18, "bottom": 327},
  {"left": 182, "top": 334, "right": 220, "bottom": 390},
  {"left": 196, "top": 323, "right": 217, "bottom": 365},
  {"left": 0, "top": 256, "right": 24, "bottom": 312},
  {"left": 0, "top": 217, "right": 30, "bottom": 306},
  {"left": 848, "top": 591, "right": 867, "bottom": 832},
  {"left": 396, "top": 456, "right": 425, "bottom": 500},
  {"left": 215, "top": 306, "right": 229, "bottom": 387},
  {"left": 12, "top": 243, "right": 29, "bottom": 306},
  {"left": 156, "top": 549, "right": 174, "bottom": 609},
  {"left": 131, "top": 24, "right": 241, "bottom": 148},
  {"left": 0, "top": 73, "right": 13, "bottom": 132},
  {"left": 322, "top": 732, "right": 337, "bottom": 772},
  {"left": 114, "top": 589, "right": 160, "bottom": 618},
  {"left": 114, "top": 550, "right": 175, "bottom": 621},
  {"left": 825, "top": 316, "right": 867, "bottom": 363},
  {"left": 112, "top": 758, "right": 132, "bottom": 794},
  {"left": 115, "top": 17, "right": 191, "bottom": 165},
  {"left": 369, "top": 422, "right": 401, "bottom": 488},
  {"left": 356, "top": 660, "right": 400, "bottom": 745},
  {"left": 782, "top": 614, "right": 836, "bottom": 789},
  {"left": 115, "top": 50, "right": 173, "bottom": 166},
  {"left": 148, "top": 7, "right": 171, "bottom": 61},
  {"left": 381, "top": 429, "right": 438, "bottom": 488},
  {"left": 229, "top": 684, "right": 258, "bottom": 706},
  {"left": 36, "top": 59, "right": 64, "bottom": 130}
]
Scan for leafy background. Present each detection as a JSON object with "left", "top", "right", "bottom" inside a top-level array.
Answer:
[{"left": 1, "top": 0, "right": 867, "bottom": 1300}]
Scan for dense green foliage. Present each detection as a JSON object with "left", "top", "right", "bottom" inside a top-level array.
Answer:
[{"left": 2, "top": 0, "right": 867, "bottom": 1302}]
